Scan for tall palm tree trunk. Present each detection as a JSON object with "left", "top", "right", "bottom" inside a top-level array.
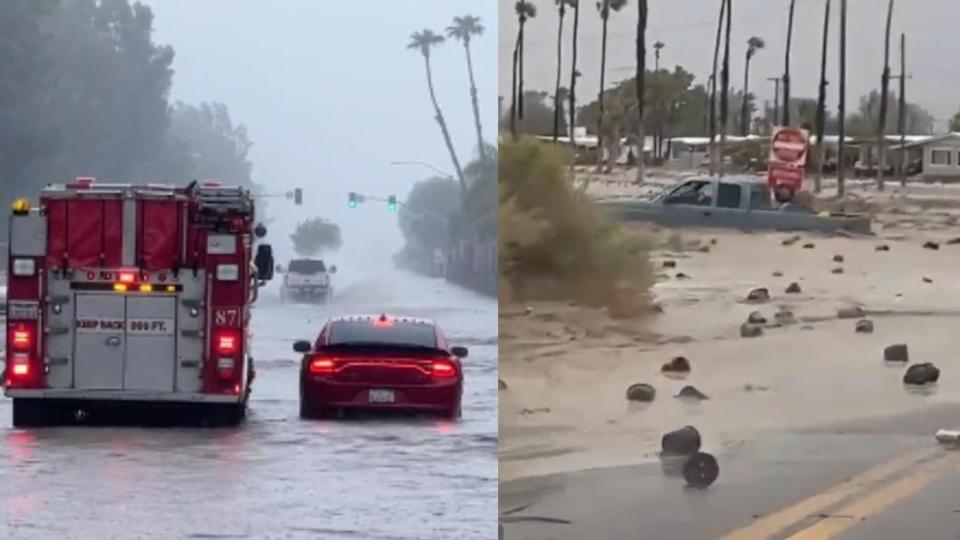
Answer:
[
  {"left": 877, "top": 0, "right": 894, "bottom": 191},
  {"left": 814, "top": 0, "right": 831, "bottom": 193},
  {"left": 510, "top": 36, "right": 519, "bottom": 139},
  {"left": 741, "top": 50, "right": 751, "bottom": 136},
  {"left": 553, "top": 3, "right": 566, "bottom": 141},
  {"left": 518, "top": 19, "right": 526, "bottom": 120},
  {"left": 782, "top": 0, "right": 796, "bottom": 126},
  {"left": 838, "top": 0, "right": 847, "bottom": 197},
  {"left": 569, "top": 0, "right": 580, "bottom": 150},
  {"left": 719, "top": 0, "right": 732, "bottom": 177},
  {"left": 708, "top": 0, "right": 726, "bottom": 175},
  {"left": 423, "top": 54, "right": 467, "bottom": 198},
  {"left": 596, "top": 10, "right": 611, "bottom": 172},
  {"left": 636, "top": 0, "right": 648, "bottom": 183},
  {"left": 463, "top": 40, "right": 485, "bottom": 161},
  {"left": 898, "top": 33, "right": 906, "bottom": 186}
]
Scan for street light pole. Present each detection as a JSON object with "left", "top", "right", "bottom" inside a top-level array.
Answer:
[{"left": 389, "top": 161, "right": 455, "bottom": 180}]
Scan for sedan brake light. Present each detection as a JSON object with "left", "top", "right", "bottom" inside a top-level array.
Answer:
[
  {"left": 431, "top": 359, "right": 457, "bottom": 379},
  {"left": 309, "top": 357, "right": 337, "bottom": 374}
]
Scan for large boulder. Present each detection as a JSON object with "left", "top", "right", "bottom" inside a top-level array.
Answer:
[
  {"left": 661, "top": 425, "right": 701, "bottom": 456},
  {"left": 884, "top": 343, "right": 909, "bottom": 362},
  {"left": 923, "top": 241, "right": 940, "bottom": 250},
  {"left": 675, "top": 385, "right": 709, "bottom": 400},
  {"left": 662, "top": 356, "right": 692, "bottom": 374},
  {"left": 903, "top": 363, "right": 939, "bottom": 385},
  {"left": 746, "top": 288, "right": 771, "bottom": 303},
  {"left": 683, "top": 452, "right": 720, "bottom": 488},
  {"left": 855, "top": 319, "right": 874, "bottom": 333},
  {"left": 774, "top": 310, "right": 797, "bottom": 326},
  {"left": 833, "top": 254, "right": 845, "bottom": 263},
  {"left": 740, "top": 323, "right": 764, "bottom": 338},
  {"left": 747, "top": 311, "right": 768, "bottom": 325},
  {"left": 785, "top": 282, "right": 802, "bottom": 294},
  {"left": 626, "top": 383, "right": 657, "bottom": 402}
]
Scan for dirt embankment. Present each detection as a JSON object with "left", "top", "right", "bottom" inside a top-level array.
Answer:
[{"left": 500, "top": 181, "right": 960, "bottom": 483}]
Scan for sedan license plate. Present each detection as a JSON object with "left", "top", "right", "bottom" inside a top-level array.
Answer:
[{"left": 369, "top": 389, "right": 395, "bottom": 403}]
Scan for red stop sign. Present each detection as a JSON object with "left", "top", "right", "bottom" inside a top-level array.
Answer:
[{"left": 771, "top": 127, "right": 808, "bottom": 164}]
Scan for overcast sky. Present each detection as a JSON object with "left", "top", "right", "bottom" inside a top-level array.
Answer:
[
  {"left": 499, "top": 0, "right": 960, "bottom": 131},
  {"left": 142, "top": 0, "right": 497, "bottom": 265}
]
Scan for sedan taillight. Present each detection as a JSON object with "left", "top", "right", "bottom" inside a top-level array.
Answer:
[
  {"left": 309, "top": 357, "right": 337, "bottom": 375},
  {"left": 431, "top": 359, "right": 457, "bottom": 379}
]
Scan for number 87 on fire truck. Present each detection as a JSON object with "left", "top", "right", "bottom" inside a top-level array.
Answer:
[{"left": 4, "top": 178, "right": 274, "bottom": 427}]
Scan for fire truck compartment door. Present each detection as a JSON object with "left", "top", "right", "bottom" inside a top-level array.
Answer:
[
  {"left": 74, "top": 294, "right": 126, "bottom": 390},
  {"left": 124, "top": 296, "right": 177, "bottom": 392}
]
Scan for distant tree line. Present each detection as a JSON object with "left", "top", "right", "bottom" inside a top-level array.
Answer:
[{"left": 0, "top": 0, "right": 257, "bottom": 231}]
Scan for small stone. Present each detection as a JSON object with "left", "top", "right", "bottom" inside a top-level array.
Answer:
[
  {"left": 947, "top": 237, "right": 960, "bottom": 245},
  {"left": 662, "top": 260, "right": 677, "bottom": 268},
  {"left": 675, "top": 385, "right": 709, "bottom": 400},
  {"left": 831, "top": 267, "right": 844, "bottom": 274},
  {"left": 923, "top": 277, "right": 933, "bottom": 283},
  {"left": 662, "top": 356, "right": 692, "bottom": 374},
  {"left": 740, "top": 322, "right": 763, "bottom": 338},
  {"left": 675, "top": 272, "right": 690, "bottom": 280},
  {"left": 785, "top": 282, "right": 802, "bottom": 294},
  {"left": 499, "top": 379, "right": 508, "bottom": 390},
  {"left": 884, "top": 343, "right": 909, "bottom": 362},
  {"left": 833, "top": 254, "right": 845, "bottom": 263},
  {"left": 697, "top": 245, "right": 711, "bottom": 253},
  {"left": 782, "top": 235, "right": 801, "bottom": 246},
  {"left": 652, "top": 303, "right": 665, "bottom": 314},
  {"left": 661, "top": 425, "right": 701, "bottom": 456},
  {"left": 626, "top": 383, "right": 657, "bottom": 402},
  {"left": 773, "top": 271, "right": 784, "bottom": 277},
  {"left": 838, "top": 306, "right": 866, "bottom": 319},
  {"left": 710, "top": 238, "right": 718, "bottom": 245},
  {"left": 903, "top": 362, "right": 939, "bottom": 385},
  {"left": 746, "top": 287, "right": 771, "bottom": 303},
  {"left": 802, "top": 243, "right": 816, "bottom": 249},
  {"left": 747, "top": 311, "right": 767, "bottom": 324},
  {"left": 876, "top": 244, "right": 891, "bottom": 252},
  {"left": 524, "top": 306, "right": 534, "bottom": 315},
  {"left": 773, "top": 310, "right": 796, "bottom": 326},
  {"left": 855, "top": 319, "right": 874, "bottom": 333},
  {"left": 924, "top": 241, "right": 940, "bottom": 250},
  {"left": 801, "top": 325, "right": 815, "bottom": 331}
]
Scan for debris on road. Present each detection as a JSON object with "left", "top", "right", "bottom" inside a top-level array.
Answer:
[
  {"left": 802, "top": 243, "right": 816, "bottom": 249},
  {"left": 782, "top": 235, "right": 801, "bottom": 246},
  {"left": 876, "top": 244, "right": 891, "bottom": 251},
  {"left": 662, "top": 356, "right": 692, "bottom": 374},
  {"left": 838, "top": 306, "right": 866, "bottom": 319},
  {"left": 747, "top": 311, "right": 768, "bottom": 324},
  {"left": 746, "top": 288, "right": 771, "bottom": 303},
  {"left": 774, "top": 309, "right": 797, "bottom": 326},
  {"left": 626, "top": 383, "right": 657, "bottom": 402},
  {"left": 924, "top": 241, "right": 940, "bottom": 250},
  {"left": 903, "top": 362, "right": 939, "bottom": 385},
  {"left": 884, "top": 343, "right": 909, "bottom": 362},
  {"left": 661, "top": 425, "right": 701, "bottom": 456},
  {"left": 683, "top": 452, "right": 720, "bottom": 488},
  {"left": 855, "top": 319, "right": 875, "bottom": 333},
  {"left": 786, "top": 282, "right": 802, "bottom": 294},
  {"left": 923, "top": 277, "right": 933, "bottom": 283},
  {"left": 663, "top": 260, "right": 677, "bottom": 268},
  {"left": 833, "top": 254, "right": 845, "bottom": 263},
  {"left": 740, "top": 322, "right": 764, "bottom": 338},
  {"left": 675, "top": 385, "right": 709, "bottom": 400},
  {"left": 935, "top": 429, "right": 960, "bottom": 444}
]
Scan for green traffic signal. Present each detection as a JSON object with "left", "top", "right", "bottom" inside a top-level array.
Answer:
[
  {"left": 348, "top": 192, "right": 358, "bottom": 208},
  {"left": 387, "top": 195, "right": 398, "bottom": 212}
]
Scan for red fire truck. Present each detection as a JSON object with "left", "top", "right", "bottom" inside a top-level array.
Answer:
[{"left": 4, "top": 178, "right": 274, "bottom": 427}]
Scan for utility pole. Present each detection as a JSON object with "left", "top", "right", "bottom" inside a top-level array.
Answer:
[
  {"left": 814, "top": 0, "right": 831, "bottom": 194},
  {"left": 877, "top": 0, "right": 894, "bottom": 192},
  {"left": 783, "top": 0, "right": 796, "bottom": 126},
  {"left": 838, "top": 0, "right": 847, "bottom": 197},
  {"left": 767, "top": 77, "right": 781, "bottom": 126},
  {"left": 894, "top": 34, "right": 911, "bottom": 186}
]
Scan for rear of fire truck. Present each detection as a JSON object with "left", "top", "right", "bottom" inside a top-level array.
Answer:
[{"left": 4, "top": 178, "right": 274, "bottom": 427}]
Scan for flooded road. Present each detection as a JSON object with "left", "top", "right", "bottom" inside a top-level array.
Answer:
[{"left": 0, "top": 270, "right": 497, "bottom": 539}]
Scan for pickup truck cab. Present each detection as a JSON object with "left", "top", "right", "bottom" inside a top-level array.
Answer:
[
  {"left": 281, "top": 258, "right": 336, "bottom": 303},
  {"left": 599, "top": 176, "right": 872, "bottom": 234}
]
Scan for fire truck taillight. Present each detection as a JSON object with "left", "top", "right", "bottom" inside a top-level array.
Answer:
[
  {"left": 12, "top": 258, "right": 36, "bottom": 276},
  {"left": 118, "top": 271, "right": 136, "bottom": 284},
  {"left": 216, "top": 332, "right": 238, "bottom": 356},
  {"left": 12, "top": 329, "right": 32, "bottom": 351},
  {"left": 9, "top": 354, "right": 30, "bottom": 378},
  {"left": 217, "top": 358, "right": 235, "bottom": 379}
]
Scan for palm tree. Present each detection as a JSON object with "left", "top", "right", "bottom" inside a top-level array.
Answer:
[
  {"left": 719, "top": 0, "right": 732, "bottom": 176},
  {"left": 708, "top": 0, "right": 727, "bottom": 175},
  {"left": 653, "top": 40, "right": 664, "bottom": 71},
  {"left": 447, "top": 15, "right": 486, "bottom": 162},
  {"left": 814, "top": 0, "right": 831, "bottom": 193},
  {"left": 595, "top": 0, "right": 628, "bottom": 171},
  {"left": 782, "top": 0, "right": 796, "bottom": 126},
  {"left": 636, "top": 0, "right": 648, "bottom": 183},
  {"left": 568, "top": 0, "right": 581, "bottom": 151},
  {"left": 741, "top": 36, "right": 765, "bottom": 135},
  {"left": 407, "top": 30, "right": 467, "bottom": 199},
  {"left": 511, "top": 1, "right": 537, "bottom": 138},
  {"left": 877, "top": 0, "right": 894, "bottom": 191},
  {"left": 553, "top": 0, "right": 575, "bottom": 141}
]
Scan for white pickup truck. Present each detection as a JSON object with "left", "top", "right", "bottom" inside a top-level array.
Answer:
[{"left": 280, "top": 259, "right": 336, "bottom": 303}]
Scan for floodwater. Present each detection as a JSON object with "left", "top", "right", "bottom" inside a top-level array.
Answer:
[{"left": 0, "top": 270, "right": 497, "bottom": 539}]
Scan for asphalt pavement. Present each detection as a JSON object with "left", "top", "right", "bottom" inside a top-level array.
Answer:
[{"left": 500, "top": 403, "right": 960, "bottom": 540}]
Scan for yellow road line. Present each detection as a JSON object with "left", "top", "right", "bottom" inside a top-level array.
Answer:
[
  {"left": 786, "top": 451, "right": 959, "bottom": 540},
  {"left": 719, "top": 448, "right": 936, "bottom": 540}
]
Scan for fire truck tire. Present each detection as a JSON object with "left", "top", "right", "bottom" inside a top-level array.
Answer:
[
  {"left": 12, "top": 399, "right": 58, "bottom": 427},
  {"left": 207, "top": 403, "right": 246, "bottom": 427}
]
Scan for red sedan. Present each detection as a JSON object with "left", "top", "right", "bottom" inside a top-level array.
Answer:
[{"left": 295, "top": 314, "right": 466, "bottom": 420}]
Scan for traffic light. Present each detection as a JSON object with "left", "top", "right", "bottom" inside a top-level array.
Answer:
[
  {"left": 387, "top": 195, "right": 398, "bottom": 212},
  {"left": 293, "top": 188, "right": 302, "bottom": 205},
  {"left": 348, "top": 192, "right": 358, "bottom": 208}
]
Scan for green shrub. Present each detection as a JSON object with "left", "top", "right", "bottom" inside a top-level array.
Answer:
[{"left": 499, "top": 138, "right": 653, "bottom": 316}]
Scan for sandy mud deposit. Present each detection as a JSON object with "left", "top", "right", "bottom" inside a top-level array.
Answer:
[{"left": 500, "top": 175, "right": 960, "bottom": 482}]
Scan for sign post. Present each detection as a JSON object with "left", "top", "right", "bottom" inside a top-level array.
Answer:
[{"left": 767, "top": 126, "right": 810, "bottom": 202}]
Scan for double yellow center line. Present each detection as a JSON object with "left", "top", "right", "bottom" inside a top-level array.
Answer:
[{"left": 720, "top": 446, "right": 959, "bottom": 540}]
